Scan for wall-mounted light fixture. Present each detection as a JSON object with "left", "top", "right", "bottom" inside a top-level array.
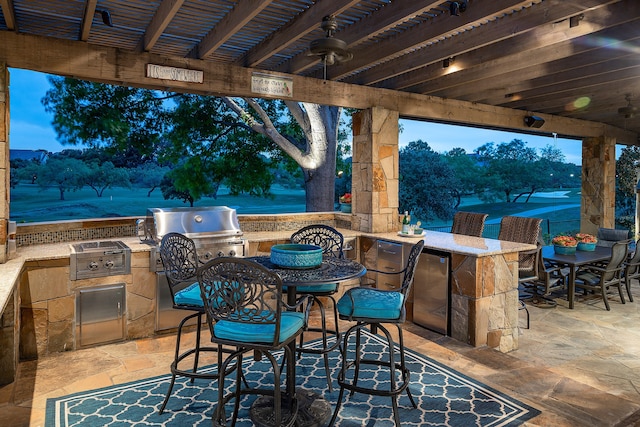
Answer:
[
  {"left": 524, "top": 115, "right": 545, "bottom": 128},
  {"left": 450, "top": 1, "right": 468, "bottom": 16},
  {"left": 442, "top": 57, "right": 454, "bottom": 68},
  {"left": 96, "top": 9, "right": 113, "bottom": 27},
  {"left": 569, "top": 14, "right": 584, "bottom": 28}
]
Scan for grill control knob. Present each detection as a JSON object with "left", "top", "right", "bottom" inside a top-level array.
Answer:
[
  {"left": 88, "top": 261, "right": 99, "bottom": 271},
  {"left": 229, "top": 250, "right": 236, "bottom": 257},
  {"left": 203, "top": 251, "right": 213, "bottom": 260},
  {"left": 217, "top": 251, "right": 225, "bottom": 257},
  {"left": 105, "top": 260, "right": 114, "bottom": 269}
]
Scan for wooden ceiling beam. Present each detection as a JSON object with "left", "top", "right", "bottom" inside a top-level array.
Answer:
[
  {"left": 343, "top": 0, "right": 617, "bottom": 86},
  {"left": 236, "top": 0, "right": 360, "bottom": 68},
  {"left": 0, "top": 30, "right": 635, "bottom": 144},
  {"left": 196, "top": 0, "right": 271, "bottom": 59},
  {"left": 327, "top": 0, "right": 536, "bottom": 83},
  {"left": 277, "top": 0, "right": 443, "bottom": 75},
  {"left": 143, "top": 0, "right": 185, "bottom": 52},
  {"left": 409, "top": 5, "right": 640, "bottom": 97},
  {"left": 0, "top": 0, "right": 16, "bottom": 31},
  {"left": 79, "top": 0, "right": 98, "bottom": 41}
]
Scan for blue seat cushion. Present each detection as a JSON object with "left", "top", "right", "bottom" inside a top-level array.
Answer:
[
  {"left": 174, "top": 282, "right": 204, "bottom": 308},
  {"left": 214, "top": 311, "right": 305, "bottom": 344},
  {"left": 285, "top": 283, "right": 338, "bottom": 293},
  {"left": 337, "top": 287, "right": 404, "bottom": 320}
]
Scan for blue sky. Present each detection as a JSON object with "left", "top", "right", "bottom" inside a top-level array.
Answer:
[{"left": 9, "top": 67, "right": 583, "bottom": 164}]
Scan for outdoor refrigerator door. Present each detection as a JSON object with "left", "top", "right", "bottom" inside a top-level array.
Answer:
[{"left": 413, "top": 250, "right": 449, "bottom": 335}]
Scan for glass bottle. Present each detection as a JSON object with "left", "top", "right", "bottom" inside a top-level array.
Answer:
[{"left": 401, "top": 211, "right": 410, "bottom": 234}]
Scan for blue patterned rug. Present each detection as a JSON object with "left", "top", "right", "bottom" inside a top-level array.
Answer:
[{"left": 46, "top": 331, "right": 540, "bottom": 426}]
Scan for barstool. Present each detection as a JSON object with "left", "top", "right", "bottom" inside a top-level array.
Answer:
[
  {"left": 290, "top": 224, "right": 344, "bottom": 391},
  {"left": 329, "top": 240, "right": 424, "bottom": 426},
  {"left": 157, "top": 232, "right": 221, "bottom": 414}
]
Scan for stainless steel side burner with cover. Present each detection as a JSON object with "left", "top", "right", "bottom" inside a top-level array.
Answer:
[
  {"left": 137, "top": 206, "right": 246, "bottom": 331},
  {"left": 70, "top": 240, "right": 131, "bottom": 280}
]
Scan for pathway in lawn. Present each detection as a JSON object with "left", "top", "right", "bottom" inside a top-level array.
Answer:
[{"left": 485, "top": 203, "right": 580, "bottom": 224}]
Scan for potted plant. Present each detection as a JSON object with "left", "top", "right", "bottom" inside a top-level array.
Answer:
[
  {"left": 339, "top": 193, "right": 352, "bottom": 213},
  {"left": 551, "top": 235, "right": 578, "bottom": 255},
  {"left": 575, "top": 233, "right": 597, "bottom": 251}
]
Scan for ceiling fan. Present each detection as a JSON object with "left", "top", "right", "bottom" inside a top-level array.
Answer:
[
  {"left": 308, "top": 16, "right": 353, "bottom": 79},
  {"left": 618, "top": 94, "right": 637, "bottom": 119}
]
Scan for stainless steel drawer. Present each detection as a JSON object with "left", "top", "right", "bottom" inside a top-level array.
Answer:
[{"left": 377, "top": 240, "right": 403, "bottom": 263}]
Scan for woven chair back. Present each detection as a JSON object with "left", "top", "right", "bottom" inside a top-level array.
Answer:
[{"left": 451, "top": 212, "right": 488, "bottom": 237}]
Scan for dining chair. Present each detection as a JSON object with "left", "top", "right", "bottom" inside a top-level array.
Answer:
[
  {"left": 623, "top": 239, "right": 640, "bottom": 302},
  {"left": 450, "top": 211, "right": 488, "bottom": 237},
  {"left": 197, "top": 257, "right": 312, "bottom": 427},
  {"left": 329, "top": 240, "right": 424, "bottom": 427},
  {"left": 157, "top": 232, "right": 220, "bottom": 414},
  {"left": 290, "top": 224, "right": 344, "bottom": 391},
  {"left": 596, "top": 227, "right": 630, "bottom": 247},
  {"left": 575, "top": 240, "right": 629, "bottom": 311},
  {"left": 522, "top": 249, "right": 568, "bottom": 308}
]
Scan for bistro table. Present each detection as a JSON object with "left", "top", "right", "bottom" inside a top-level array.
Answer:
[
  {"left": 247, "top": 255, "right": 366, "bottom": 427},
  {"left": 542, "top": 245, "right": 612, "bottom": 309}
]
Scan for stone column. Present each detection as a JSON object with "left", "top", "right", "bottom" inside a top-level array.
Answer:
[
  {"left": 581, "top": 136, "right": 616, "bottom": 234},
  {"left": 351, "top": 107, "right": 399, "bottom": 233},
  {"left": 0, "top": 64, "right": 8, "bottom": 264}
]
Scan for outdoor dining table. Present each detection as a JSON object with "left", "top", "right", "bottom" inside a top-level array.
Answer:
[
  {"left": 247, "top": 255, "right": 366, "bottom": 427},
  {"left": 542, "top": 245, "right": 612, "bottom": 309}
]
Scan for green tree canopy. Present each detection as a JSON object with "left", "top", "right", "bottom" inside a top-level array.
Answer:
[
  {"left": 399, "top": 140, "right": 457, "bottom": 222},
  {"left": 37, "top": 157, "right": 88, "bottom": 200}
]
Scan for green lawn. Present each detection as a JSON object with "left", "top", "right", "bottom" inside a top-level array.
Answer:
[
  {"left": 10, "top": 183, "right": 307, "bottom": 223},
  {"left": 10, "top": 182, "right": 582, "bottom": 233}
]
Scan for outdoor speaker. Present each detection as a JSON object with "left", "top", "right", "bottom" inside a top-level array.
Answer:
[{"left": 524, "top": 115, "right": 545, "bottom": 128}]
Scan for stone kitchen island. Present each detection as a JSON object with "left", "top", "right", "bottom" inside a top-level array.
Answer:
[
  {"left": 367, "top": 231, "right": 535, "bottom": 353},
  {"left": 0, "top": 220, "right": 534, "bottom": 386}
]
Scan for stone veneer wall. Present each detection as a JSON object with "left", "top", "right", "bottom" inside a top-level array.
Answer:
[
  {"left": 0, "top": 64, "right": 9, "bottom": 264},
  {"left": 581, "top": 136, "right": 616, "bottom": 234},
  {"left": 15, "top": 213, "right": 351, "bottom": 247},
  {"left": 351, "top": 107, "right": 400, "bottom": 233},
  {"left": 450, "top": 251, "right": 520, "bottom": 353}
]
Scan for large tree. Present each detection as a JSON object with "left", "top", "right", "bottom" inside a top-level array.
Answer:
[{"left": 43, "top": 77, "right": 343, "bottom": 211}]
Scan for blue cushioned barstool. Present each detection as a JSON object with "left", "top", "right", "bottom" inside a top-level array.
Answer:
[
  {"left": 329, "top": 240, "right": 424, "bottom": 427},
  {"left": 290, "top": 224, "right": 344, "bottom": 391},
  {"left": 157, "top": 232, "right": 222, "bottom": 414},
  {"left": 197, "top": 257, "right": 312, "bottom": 427}
]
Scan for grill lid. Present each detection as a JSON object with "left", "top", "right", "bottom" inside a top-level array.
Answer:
[{"left": 142, "top": 206, "right": 242, "bottom": 242}]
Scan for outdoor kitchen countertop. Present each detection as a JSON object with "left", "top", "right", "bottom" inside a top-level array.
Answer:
[{"left": 0, "top": 229, "right": 532, "bottom": 315}]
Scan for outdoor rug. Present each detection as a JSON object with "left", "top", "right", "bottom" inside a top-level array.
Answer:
[{"left": 46, "top": 331, "right": 540, "bottom": 426}]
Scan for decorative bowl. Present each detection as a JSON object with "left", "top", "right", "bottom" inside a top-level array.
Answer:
[
  {"left": 413, "top": 228, "right": 424, "bottom": 235},
  {"left": 577, "top": 242, "right": 596, "bottom": 251},
  {"left": 270, "top": 244, "right": 323, "bottom": 269},
  {"left": 554, "top": 245, "right": 577, "bottom": 255}
]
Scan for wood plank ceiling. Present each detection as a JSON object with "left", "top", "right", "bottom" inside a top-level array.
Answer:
[{"left": 1, "top": 0, "right": 639, "bottom": 141}]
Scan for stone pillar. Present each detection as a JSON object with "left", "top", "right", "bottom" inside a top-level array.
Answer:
[
  {"left": 0, "top": 64, "right": 8, "bottom": 264},
  {"left": 351, "top": 107, "right": 399, "bottom": 233},
  {"left": 581, "top": 136, "right": 616, "bottom": 234}
]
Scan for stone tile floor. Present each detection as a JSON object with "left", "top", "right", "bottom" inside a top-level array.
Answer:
[{"left": 2, "top": 285, "right": 640, "bottom": 427}]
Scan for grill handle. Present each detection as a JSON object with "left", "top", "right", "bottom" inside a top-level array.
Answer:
[{"left": 104, "top": 250, "right": 124, "bottom": 255}]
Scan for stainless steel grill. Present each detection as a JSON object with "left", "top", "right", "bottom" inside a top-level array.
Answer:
[
  {"left": 137, "top": 206, "right": 246, "bottom": 331},
  {"left": 138, "top": 206, "right": 246, "bottom": 272}
]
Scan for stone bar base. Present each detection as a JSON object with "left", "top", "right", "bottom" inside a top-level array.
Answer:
[{"left": 450, "top": 252, "right": 519, "bottom": 352}]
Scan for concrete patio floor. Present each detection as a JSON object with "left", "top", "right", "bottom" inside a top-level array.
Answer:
[{"left": 2, "top": 283, "right": 640, "bottom": 427}]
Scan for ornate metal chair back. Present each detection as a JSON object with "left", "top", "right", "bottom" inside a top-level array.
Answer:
[{"left": 291, "top": 224, "right": 344, "bottom": 258}]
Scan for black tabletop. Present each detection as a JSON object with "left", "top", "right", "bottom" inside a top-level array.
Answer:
[
  {"left": 542, "top": 245, "right": 611, "bottom": 266},
  {"left": 248, "top": 255, "right": 366, "bottom": 286}
]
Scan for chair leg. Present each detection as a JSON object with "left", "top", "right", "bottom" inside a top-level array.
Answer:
[
  {"left": 331, "top": 322, "right": 414, "bottom": 427},
  {"left": 625, "top": 277, "right": 634, "bottom": 302},
  {"left": 296, "top": 293, "right": 339, "bottom": 392},
  {"left": 519, "top": 300, "right": 530, "bottom": 329}
]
